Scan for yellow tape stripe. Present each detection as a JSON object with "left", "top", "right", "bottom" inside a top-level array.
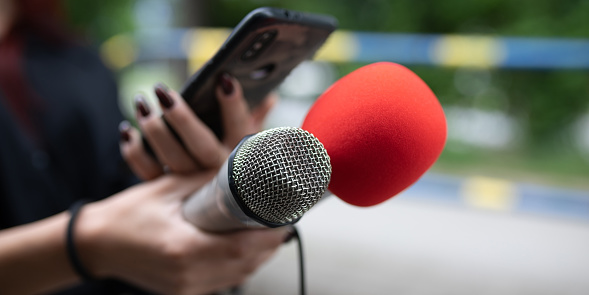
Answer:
[
  {"left": 430, "top": 35, "right": 506, "bottom": 68},
  {"left": 314, "top": 31, "right": 359, "bottom": 62},
  {"left": 183, "top": 28, "right": 232, "bottom": 74},
  {"left": 461, "top": 176, "right": 517, "bottom": 211}
]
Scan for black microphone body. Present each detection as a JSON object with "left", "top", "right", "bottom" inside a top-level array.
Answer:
[{"left": 182, "top": 127, "right": 331, "bottom": 232}]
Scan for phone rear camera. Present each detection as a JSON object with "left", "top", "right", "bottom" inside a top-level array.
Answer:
[
  {"left": 250, "top": 64, "right": 275, "bottom": 80},
  {"left": 241, "top": 30, "right": 278, "bottom": 61}
]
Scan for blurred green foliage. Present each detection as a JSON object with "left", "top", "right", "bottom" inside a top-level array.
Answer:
[
  {"left": 63, "top": 0, "right": 135, "bottom": 44},
  {"left": 207, "top": 0, "right": 589, "bottom": 37}
]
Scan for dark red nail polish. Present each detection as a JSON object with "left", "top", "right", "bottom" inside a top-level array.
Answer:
[
  {"left": 219, "top": 73, "right": 234, "bottom": 95},
  {"left": 154, "top": 83, "right": 174, "bottom": 109},
  {"left": 119, "top": 121, "right": 131, "bottom": 142},
  {"left": 135, "top": 95, "right": 150, "bottom": 117}
]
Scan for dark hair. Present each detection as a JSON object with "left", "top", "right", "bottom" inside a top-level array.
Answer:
[{"left": 0, "top": 0, "right": 68, "bottom": 140}]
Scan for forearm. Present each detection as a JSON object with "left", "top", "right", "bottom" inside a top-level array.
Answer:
[
  {"left": 0, "top": 212, "right": 79, "bottom": 295},
  {"left": 0, "top": 174, "right": 289, "bottom": 295}
]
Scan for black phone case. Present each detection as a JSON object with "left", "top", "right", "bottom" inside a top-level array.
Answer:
[{"left": 180, "top": 7, "right": 337, "bottom": 139}]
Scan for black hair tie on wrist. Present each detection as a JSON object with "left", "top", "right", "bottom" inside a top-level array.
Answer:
[{"left": 66, "top": 199, "right": 96, "bottom": 281}]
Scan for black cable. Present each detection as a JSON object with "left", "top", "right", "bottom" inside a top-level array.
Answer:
[{"left": 291, "top": 226, "right": 306, "bottom": 295}]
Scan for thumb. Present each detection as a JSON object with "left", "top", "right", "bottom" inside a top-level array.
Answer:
[
  {"left": 251, "top": 92, "right": 278, "bottom": 131},
  {"left": 132, "top": 172, "right": 217, "bottom": 204}
]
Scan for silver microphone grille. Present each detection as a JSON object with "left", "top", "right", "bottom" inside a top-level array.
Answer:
[{"left": 231, "top": 127, "right": 331, "bottom": 225}]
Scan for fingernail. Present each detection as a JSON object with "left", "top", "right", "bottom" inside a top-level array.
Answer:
[
  {"left": 119, "top": 121, "right": 131, "bottom": 142},
  {"left": 134, "top": 94, "right": 150, "bottom": 117},
  {"left": 218, "top": 73, "right": 234, "bottom": 95},
  {"left": 154, "top": 83, "right": 174, "bottom": 109}
]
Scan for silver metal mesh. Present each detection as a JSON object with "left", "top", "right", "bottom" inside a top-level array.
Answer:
[{"left": 231, "top": 127, "right": 331, "bottom": 224}]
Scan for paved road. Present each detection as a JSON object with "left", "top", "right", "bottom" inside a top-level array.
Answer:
[{"left": 242, "top": 188, "right": 589, "bottom": 295}]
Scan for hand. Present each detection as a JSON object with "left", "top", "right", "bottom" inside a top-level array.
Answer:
[
  {"left": 120, "top": 73, "right": 277, "bottom": 180},
  {"left": 76, "top": 173, "right": 289, "bottom": 295}
]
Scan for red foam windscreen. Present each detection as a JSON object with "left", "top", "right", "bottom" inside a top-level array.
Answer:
[{"left": 302, "top": 62, "right": 447, "bottom": 207}]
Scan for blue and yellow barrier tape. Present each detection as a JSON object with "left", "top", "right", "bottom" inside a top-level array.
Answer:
[{"left": 101, "top": 28, "right": 589, "bottom": 70}]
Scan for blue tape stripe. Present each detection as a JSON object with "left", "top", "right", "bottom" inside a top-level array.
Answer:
[
  {"left": 501, "top": 37, "right": 589, "bottom": 69},
  {"left": 516, "top": 184, "right": 589, "bottom": 220},
  {"left": 352, "top": 33, "right": 439, "bottom": 65},
  {"left": 401, "top": 173, "right": 589, "bottom": 221}
]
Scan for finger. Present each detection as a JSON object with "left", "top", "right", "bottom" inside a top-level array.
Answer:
[
  {"left": 235, "top": 228, "right": 290, "bottom": 276},
  {"left": 243, "top": 227, "right": 290, "bottom": 250},
  {"left": 251, "top": 92, "right": 278, "bottom": 131},
  {"left": 119, "top": 121, "right": 163, "bottom": 180},
  {"left": 245, "top": 247, "right": 280, "bottom": 276},
  {"left": 154, "top": 83, "right": 228, "bottom": 169},
  {"left": 216, "top": 73, "right": 255, "bottom": 149},
  {"left": 134, "top": 94, "right": 198, "bottom": 174},
  {"left": 184, "top": 229, "right": 287, "bottom": 292},
  {"left": 221, "top": 230, "right": 287, "bottom": 280},
  {"left": 226, "top": 228, "right": 289, "bottom": 259},
  {"left": 111, "top": 172, "right": 215, "bottom": 206}
]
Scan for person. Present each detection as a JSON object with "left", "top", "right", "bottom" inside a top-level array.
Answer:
[{"left": 0, "top": 1, "right": 286, "bottom": 294}]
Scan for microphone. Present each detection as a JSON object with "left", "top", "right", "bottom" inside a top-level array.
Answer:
[
  {"left": 301, "top": 62, "right": 447, "bottom": 207},
  {"left": 182, "top": 126, "right": 332, "bottom": 232}
]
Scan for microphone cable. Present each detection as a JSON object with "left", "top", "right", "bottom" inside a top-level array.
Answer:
[
  {"left": 290, "top": 226, "right": 306, "bottom": 295},
  {"left": 280, "top": 226, "right": 306, "bottom": 295}
]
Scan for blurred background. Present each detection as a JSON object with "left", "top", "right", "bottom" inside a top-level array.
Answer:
[{"left": 63, "top": 0, "right": 588, "bottom": 294}]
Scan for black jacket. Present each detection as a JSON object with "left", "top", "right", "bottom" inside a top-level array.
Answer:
[{"left": 0, "top": 35, "right": 150, "bottom": 295}]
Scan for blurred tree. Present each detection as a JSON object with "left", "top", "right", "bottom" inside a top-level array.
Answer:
[
  {"left": 63, "top": 0, "right": 135, "bottom": 44},
  {"left": 208, "top": 0, "right": 589, "bottom": 37}
]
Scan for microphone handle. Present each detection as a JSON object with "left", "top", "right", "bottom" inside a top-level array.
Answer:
[{"left": 182, "top": 162, "right": 267, "bottom": 232}]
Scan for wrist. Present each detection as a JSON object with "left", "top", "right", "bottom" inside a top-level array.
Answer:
[{"left": 73, "top": 200, "right": 111, "bottom": 278}]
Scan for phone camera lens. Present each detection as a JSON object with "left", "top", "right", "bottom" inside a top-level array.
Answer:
[
  {"left": 242, "top": 50, "right": 255, "bottom": 59},
  {"left": 260, "top": 32, "right": 272, "bottom": 41},
  {"left": 252, "top": 42, "right": 263, "bottom": 50},
  {"left": 258, "top": 30, "right": 277, "bottom": 43}
]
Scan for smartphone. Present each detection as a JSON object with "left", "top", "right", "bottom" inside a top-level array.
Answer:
[{"left": 180, "top": 7, "right": 338, "bottom": 139}]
